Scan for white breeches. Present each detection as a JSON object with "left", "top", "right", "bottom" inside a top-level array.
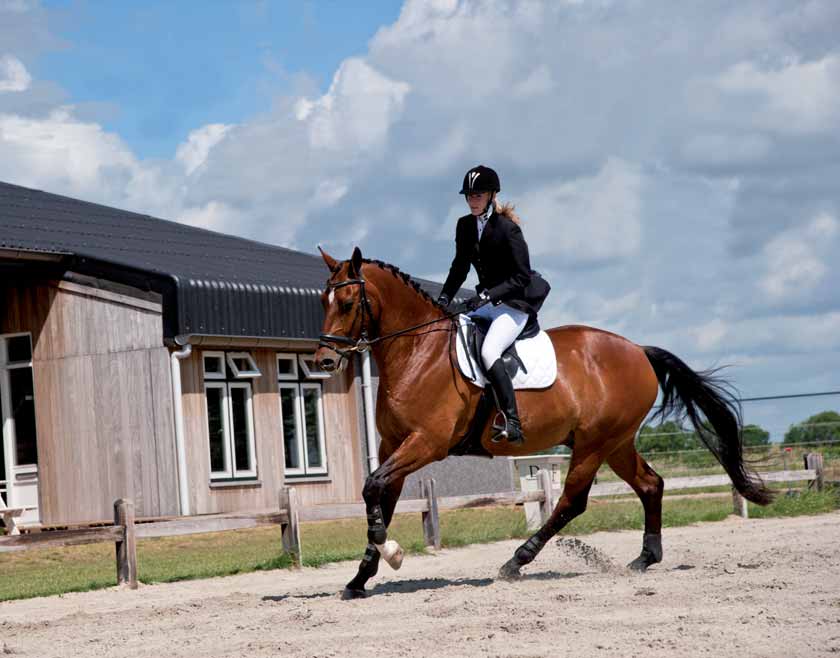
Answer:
[{"left": 469, "top": 303, "right": 529, "bottom": 369}]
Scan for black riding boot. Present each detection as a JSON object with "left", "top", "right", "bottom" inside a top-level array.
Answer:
[{"left": 486, "top": 359, "right": 526, "bottom": 446}]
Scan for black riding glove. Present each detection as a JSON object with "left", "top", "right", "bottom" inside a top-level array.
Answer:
[{"left": 464, "top": 290, "right": 490, "bottom": 312}]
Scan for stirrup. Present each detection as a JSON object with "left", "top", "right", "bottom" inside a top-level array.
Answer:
[
  {"left": 491, "top": 411, "right": 525, "bottom": 446},
  {"left": 491, "top": 412, "right": 510, "bottom": 444}
]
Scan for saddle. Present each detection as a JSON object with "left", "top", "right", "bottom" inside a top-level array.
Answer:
[{"left": 450, "top": 313, "right": 558, "bottom": 457}]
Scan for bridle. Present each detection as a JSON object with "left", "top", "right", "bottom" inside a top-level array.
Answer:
[{"left": 318, "top": 272, "right": 462, "bottom": 362}]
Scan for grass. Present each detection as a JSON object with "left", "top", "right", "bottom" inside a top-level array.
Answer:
[{"left": 1, "top": 487, "right": 836, "bottom": 602}]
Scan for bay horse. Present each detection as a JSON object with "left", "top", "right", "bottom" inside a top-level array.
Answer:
[{"left": 315, "top": 247, "right": 773, "bottom": 600}]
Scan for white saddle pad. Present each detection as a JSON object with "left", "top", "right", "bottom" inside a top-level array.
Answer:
[{"left": 455, "top": 314, "right": 557, "bottom": 390}]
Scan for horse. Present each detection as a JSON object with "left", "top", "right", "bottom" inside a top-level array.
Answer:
[{"left": 314, "top": 246, "right": 773, "bottom": 600}]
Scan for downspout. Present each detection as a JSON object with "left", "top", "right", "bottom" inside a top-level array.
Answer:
[
  {"left": 170, "top": 343, "right": 192, "bottom": 516},
  {"left": 360, "top": 351, "right": 380, "bottom": 473}
]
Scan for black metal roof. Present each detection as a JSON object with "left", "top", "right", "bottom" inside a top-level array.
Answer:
[{"left": 0, "top": 180, "right": 448, "bottom": 341}]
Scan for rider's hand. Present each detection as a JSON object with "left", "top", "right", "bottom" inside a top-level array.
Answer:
[
  {"left": 436, "top": 293, "right": 451, "bottom": 308},
  {"left": 464, "top": 291, "right": 490, "bottom": 312}
]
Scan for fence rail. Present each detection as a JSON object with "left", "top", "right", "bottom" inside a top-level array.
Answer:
[{"left": 0, "top": 454, "right": 826, "bottom": 589}]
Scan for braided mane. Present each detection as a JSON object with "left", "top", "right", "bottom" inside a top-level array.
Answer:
[{"left": 361, "top": 258, "right": 445, "bottom": 309}]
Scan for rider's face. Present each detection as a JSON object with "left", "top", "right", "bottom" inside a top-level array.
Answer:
[{"left": 466, "top": 191, "right": 492, "bottom": 216}]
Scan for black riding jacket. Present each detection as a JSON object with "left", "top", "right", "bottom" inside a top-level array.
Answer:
[{"left": 441, "top": 211, "right": 548, "bottom": 318}]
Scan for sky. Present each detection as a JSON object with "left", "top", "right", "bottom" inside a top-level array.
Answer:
[{"left": 1, "top": 0, "right": 839, "bottom": 439}]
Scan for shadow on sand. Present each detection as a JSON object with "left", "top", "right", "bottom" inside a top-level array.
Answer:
[{"left": 261, "top": 570, "right": 586, "bottom": 602}]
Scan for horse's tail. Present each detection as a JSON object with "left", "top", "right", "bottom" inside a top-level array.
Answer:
[{"left": 643, "top": 346, "right": 774, "bottom": 505}]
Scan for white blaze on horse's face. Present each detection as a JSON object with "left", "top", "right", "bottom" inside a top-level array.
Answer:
[{"left": 328, "top": 290, "right": 335, "bottom": 306}]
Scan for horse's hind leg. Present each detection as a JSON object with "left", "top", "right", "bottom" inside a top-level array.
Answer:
[
  {"left": 499, "top": 449, "right": 601, "bottom": 580},
  {"left": 606, "top": 439, "right": 664, "bottom": 571}
]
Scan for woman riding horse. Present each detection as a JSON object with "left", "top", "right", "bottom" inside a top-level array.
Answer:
[
  {"left": 437, "top": 165, "right": 550, "bottom": 446},
  {"left": 316, "top": 214, "right": 772, "bottom": 601}
]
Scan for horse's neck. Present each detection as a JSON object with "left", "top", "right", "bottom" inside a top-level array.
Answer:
[{"left": 367, "top": 271, "right": 449, "bottom": 383}]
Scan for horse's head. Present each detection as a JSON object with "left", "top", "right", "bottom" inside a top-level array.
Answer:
[{"left": 315, "top": 246, "right": 380, "bottom": 373}]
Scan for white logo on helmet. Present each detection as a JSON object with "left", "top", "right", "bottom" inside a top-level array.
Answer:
[{"left": 468, "top": 171, "right": 481, "bottom": 190}]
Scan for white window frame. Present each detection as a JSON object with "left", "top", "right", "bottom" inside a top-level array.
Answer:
[
  {"left": 298, "top": 354, "right": 331, "bottom": 380},
  {"left": 299, "top": 383, "right": 328, "bottom": 475},
  {"left": 204, "top": 381, "right": 257, "bottom": 481},
  {"left": 278, "top": 383, "right": 305, "bottom": 476},
  {"left": 205, "top": 381, "right": 232, "bottom": 479},
  {"left": 202, "top": 351, "right": 226, "bottom": 380},
  {"left": 227, "top": 382, "right": 257, "bottom": 478},
  {"left": 226, "top": 352, "right": 261, "bottom": 379},
  {"left": 277, "top": 352, "right": 328, "bottom": 478},
  {"left": 276, "top": 354, "right": 299, "bottom": 381},
  {"left": 1, "top": 332, "right": 39, "bottom": 506}
]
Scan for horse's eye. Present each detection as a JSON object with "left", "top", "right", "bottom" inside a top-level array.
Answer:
[{"left": 340, "top": 300, "right": 354, "bottom": 313}]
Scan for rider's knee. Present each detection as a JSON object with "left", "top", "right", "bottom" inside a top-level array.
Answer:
[{"left": 481, "top": 344, "right": 501, "bottom": 369}]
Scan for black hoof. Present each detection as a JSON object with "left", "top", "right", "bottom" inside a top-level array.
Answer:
[
  {"left": 628, "top": 533, "right": 662, "bottom": 572},
  {"left": 627, "top": 555, "right": 652, "bottom": 572},
  {"left": 498, "top": 559, "right": 522, "bottom": 581},
  {"left": 341, "top": 587, "right": 367, "bottom": 600}
]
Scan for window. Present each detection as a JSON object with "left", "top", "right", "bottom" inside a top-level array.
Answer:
[
  {"left": 278, "top": 354, "right": 327, "bottom": 477},
  {"left": 1, "top": 334, "right": 38, "bottom": 470},
  {"left": 203, "top": 351, "right": 258, "bottom": 481}
]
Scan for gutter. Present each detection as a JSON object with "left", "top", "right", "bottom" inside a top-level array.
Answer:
[
  {"left": 360, "top": 352, "right": 380, "bottom": 473},
  {"left": 170, "top": 342, "right": 192, "bottom": 516}
]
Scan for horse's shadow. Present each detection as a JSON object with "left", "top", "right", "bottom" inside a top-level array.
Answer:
[{"left": 261, "top": 570, "right": 585, "bottom": 602}]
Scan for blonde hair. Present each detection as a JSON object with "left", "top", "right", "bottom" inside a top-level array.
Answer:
[{"left": 495, "top": 200, "right": 521, "bottom": 225}]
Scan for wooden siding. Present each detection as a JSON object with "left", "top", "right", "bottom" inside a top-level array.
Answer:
[
  {"left": 1, "top": 279, "right": 178, "bottom": 523},
  {"left": 180, "top": 345, "right": 366, "bottom": 514}
]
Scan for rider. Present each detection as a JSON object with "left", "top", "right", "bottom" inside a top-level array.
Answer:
[{"left": 437, "top": 165, "right": 549, "bottom": 446}]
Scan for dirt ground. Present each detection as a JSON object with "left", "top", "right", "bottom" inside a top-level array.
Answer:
[{"left": 2, "top": 513, "right": 839, "bottom": 658}]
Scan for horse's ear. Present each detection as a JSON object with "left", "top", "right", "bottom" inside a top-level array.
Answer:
[
  {"left": 350, "top": 246, "right": 363, "bottom": 277},
  {"left": 318, "top": 245, "right": 338, "bottom": 272}
]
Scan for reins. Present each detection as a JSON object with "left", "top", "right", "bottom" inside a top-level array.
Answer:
[{"left": 318, "top": 273, "right": 463, "bottom": 359}]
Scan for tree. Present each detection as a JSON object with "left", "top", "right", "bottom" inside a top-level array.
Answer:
[
  {"left": 636, "top": 421, "right": 699, "bottom": 453},
  {"left": 783, "top": 410, "right": 840, "bottom": 444},
  {"left": 741, "top": 424, "right": 770, "bottom": 446}
]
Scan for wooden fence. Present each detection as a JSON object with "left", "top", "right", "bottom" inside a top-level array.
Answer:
[
  {"left": 0, "top": 453, "right": 826, "bottom": 587},
  {"left": 0, "top": 488, "right": 301, "bottom": 590}
]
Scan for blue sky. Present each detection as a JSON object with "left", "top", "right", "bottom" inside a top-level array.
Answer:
[
  {"left": 36, "top": 1, "right": 403, "bottom": 158},
  {"left": 2, "top": 0, "right": 840, "bottom": 438}
]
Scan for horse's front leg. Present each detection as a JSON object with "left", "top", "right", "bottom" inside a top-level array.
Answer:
[
  {"left": 341, "top": 432, "right": 444, "bottom": 600},
  {"left": 341, "top": 477, "right": 404, "bottom": 600}
]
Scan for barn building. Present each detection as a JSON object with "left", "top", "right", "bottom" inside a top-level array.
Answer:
[{"left": 0, "top": 181, "right": 512, "bottom": 529}]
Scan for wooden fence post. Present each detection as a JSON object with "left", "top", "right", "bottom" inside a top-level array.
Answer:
[
  {"left": 804, "top": 453, "right": 824, "bottom": 492},
  {"left": 731, "top": 487, "right": 748, "bottom": 519},
  {"left": 279, "top": 487, "right": 301, "bottom": 567},
  {"left": 421, "top": 479, "right": 441, "bottom": 550},
  {"left": 114, "top": 499, "right": 138, "bottom": 589},
  {"left": 538, "top": 469, "right": 554, "bottom": 524}
]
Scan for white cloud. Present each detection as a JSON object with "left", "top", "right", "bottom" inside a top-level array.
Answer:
[
  {"left": 759, "top": 213, "right": 837, "bottom": 301},
  {"left": 0, "top": 54, "right": 31, "bottom": 92},
  {"left": 714, "top": 55, "right": 840, "bottom": 135},
  {"left": 518, "top": 158, "right": 644, "bottom": 263},
  {"left": 178, "top": 201, "right": 244, "bottom": 233},
  {"left": 175, "top": 123, "right": 233, "bottom": 176},
  {"left": 296, "top": 58, "right": 410, "bottom": 152}
]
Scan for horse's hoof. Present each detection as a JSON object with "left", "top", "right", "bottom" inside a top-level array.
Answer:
[
  {"left": 627, "top": 553, "right": 659, "bottom": 572},
  {"left": 376, "top": 540, "right": 404, "bottom": 571},
  {"left": 341, "top": 587, "right": 367, "bottom": 600},
  {"left": 498, "top": 560, "right": 522, "bottom": 581}
]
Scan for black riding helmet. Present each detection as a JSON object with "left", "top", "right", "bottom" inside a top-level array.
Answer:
[{"left": 459, "top": 165, "right": 501, "bottom": 195}]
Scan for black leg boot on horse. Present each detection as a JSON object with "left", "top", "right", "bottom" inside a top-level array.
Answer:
[{"left": 486, "top": 358, "right": 525, "bottom": 446}]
